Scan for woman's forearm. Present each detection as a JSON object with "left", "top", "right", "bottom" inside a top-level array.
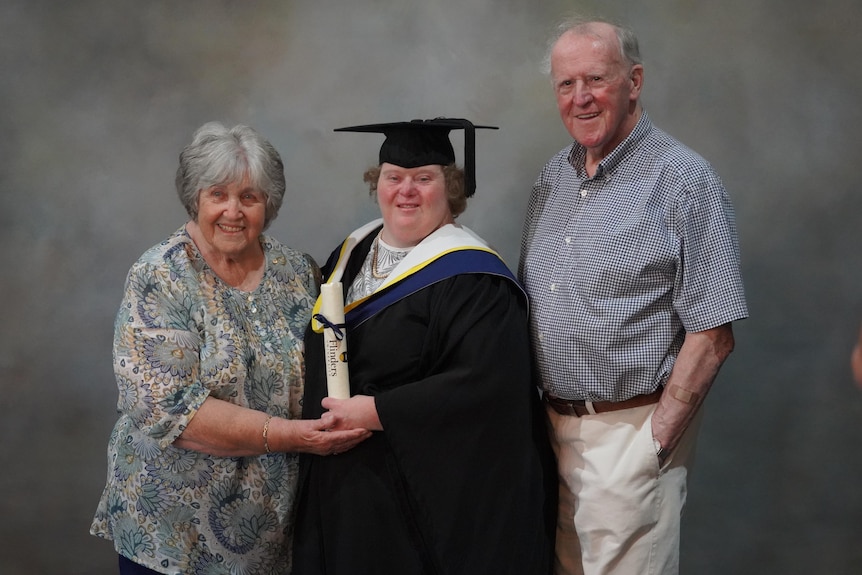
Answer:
[
  {"left": 174, "top": 396, "right": 372, "bottom": 457},
  {"left": 173, "top": 397, "right": 273, "bottom": 456}
]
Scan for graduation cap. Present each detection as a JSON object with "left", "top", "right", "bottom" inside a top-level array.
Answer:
[{"left": 334, "top": 118, "right": 498, "bottom": 197}]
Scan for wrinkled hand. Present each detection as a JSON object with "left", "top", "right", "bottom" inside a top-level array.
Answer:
[
  {"left": 321, "top": 395, "right": 383, "bottom": 432},
  {"left": 297, "top": 413, "right": 371, "bottom": 456}
]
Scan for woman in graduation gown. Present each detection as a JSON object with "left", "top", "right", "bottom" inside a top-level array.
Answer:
[{"left": 293, "top": 118, "right": 556, "bottom": 575}]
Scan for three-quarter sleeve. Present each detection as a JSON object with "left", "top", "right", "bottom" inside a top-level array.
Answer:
[{"left": 113, "top": 260, "right": 210, "bottom": 449}]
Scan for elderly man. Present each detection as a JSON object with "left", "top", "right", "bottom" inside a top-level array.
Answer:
[{"left": 519, "top": 17, "right": 749, "bottom": 575}]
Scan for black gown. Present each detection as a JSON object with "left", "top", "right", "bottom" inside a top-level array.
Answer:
[{"left": 293, "top": 226, "right": 556, "bottom": 575}]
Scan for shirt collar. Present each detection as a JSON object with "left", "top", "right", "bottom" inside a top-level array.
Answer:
[{"left": 567, "top": 111, "right": 653, "bottom": 178}]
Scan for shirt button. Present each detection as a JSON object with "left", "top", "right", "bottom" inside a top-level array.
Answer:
[
  {"left": 550, "top": 283, "right": 557, "bottom": 292},
  {"left": 580, "top": 189, "right": 587, "bottom": 198},
  {"left": 565, "top": 237, "right": 571, "bottom": 244}
]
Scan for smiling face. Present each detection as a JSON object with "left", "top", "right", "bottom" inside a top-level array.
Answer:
[
  {"left": 551, "top": 24, "right": 643, "bottom": 168},
  {"left": 376, "top": 163, "right": 454, "bottom": 248},
  {"left": 194, "top": 175, "right": 266, "bottom": 261}
]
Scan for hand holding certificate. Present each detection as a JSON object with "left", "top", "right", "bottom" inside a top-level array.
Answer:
[{"left": 315, "top": 282, "right": 350, "bottom": 399}]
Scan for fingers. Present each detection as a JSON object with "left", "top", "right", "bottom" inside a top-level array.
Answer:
[
  {"left": 318, "top": 427, "right": 372, "bottom": 456},
  {"left": 321, "top": 396, "right": 341, "bottom": 411},
  {"left": 318, "top": 411, "right": 336, "bottom": 429},
  {"left": 320, "top": 398, "right": 350, "bottom": 429}
]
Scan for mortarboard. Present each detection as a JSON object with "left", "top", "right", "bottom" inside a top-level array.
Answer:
[{"left": 334, "top": 118, "right": 498, "bottom": 197}]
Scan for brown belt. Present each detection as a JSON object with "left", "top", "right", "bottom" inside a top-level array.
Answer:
[{"left": 543, "top": 387, "right": 663, "bottom": 417}]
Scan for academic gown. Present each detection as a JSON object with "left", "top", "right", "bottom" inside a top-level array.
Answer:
[{"left": 293, "top": 224, "right": 556, "bottom": 575}]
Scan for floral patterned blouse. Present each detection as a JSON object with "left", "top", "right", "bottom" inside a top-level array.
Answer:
[{"left": 90, "top": 226, "right": 318, "bottom": 574}]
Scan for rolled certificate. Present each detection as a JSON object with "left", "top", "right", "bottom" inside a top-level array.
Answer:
[{"left": 318, "top": 282, "right": 350, "bottom": 399}]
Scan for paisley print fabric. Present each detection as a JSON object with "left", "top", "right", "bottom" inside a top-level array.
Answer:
[{"left": 91, "top": 226, "right": 318, "bottom": 574}]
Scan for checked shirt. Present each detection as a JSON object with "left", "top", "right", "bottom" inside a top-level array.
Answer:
[{"left": 519, "top": 113, "right": 748, "bottom": 402}]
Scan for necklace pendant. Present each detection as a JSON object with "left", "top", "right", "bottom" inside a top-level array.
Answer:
[{"left": 371, "top": 235, "right": 388, "bottom": 279}]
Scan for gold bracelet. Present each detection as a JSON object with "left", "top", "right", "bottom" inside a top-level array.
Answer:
[{"left": 262, "top": 415, "right": 274, "bottom": 454}]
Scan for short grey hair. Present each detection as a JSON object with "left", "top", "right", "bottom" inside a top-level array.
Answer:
[
  {"left": 542, "top": 16, "right": 642, "bottom": 77},
  {"left": 175, "top": 122, "right": 286, "bottom": 229}
]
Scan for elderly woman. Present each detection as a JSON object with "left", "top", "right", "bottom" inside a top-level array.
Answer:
[
  {"left": 293, "top": 118, "right": 556, "bottom": 574},
  {"left": 90, "top": 122, "right": 370, "bottom": 575}
]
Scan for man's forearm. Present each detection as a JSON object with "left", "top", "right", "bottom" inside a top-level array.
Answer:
[{"left": 651, "top": 323, "right": 735, "bottom": 451}]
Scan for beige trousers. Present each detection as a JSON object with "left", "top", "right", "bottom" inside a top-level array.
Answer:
[{"left": 546, "top": 402, "right": 702, "bottom": 575}]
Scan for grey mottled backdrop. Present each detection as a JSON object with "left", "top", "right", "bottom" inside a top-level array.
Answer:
[{"left": 2, "top": 1, "right": 861, "bottom": 573}]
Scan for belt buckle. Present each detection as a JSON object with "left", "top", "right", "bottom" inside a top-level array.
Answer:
[
  {"left": 559, "top": 400, "right": 580, "bottom": 417},
  {"left": 545, "top": 394, "right": 583, "bottom": 417}
]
